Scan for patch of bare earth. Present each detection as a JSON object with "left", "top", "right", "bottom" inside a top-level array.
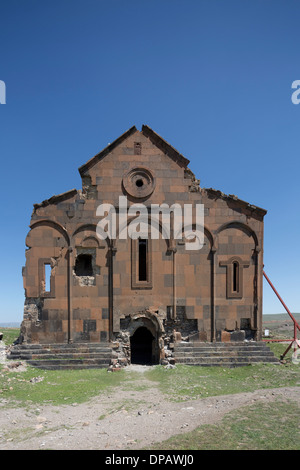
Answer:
[{"left": 0, "top": 364, "right": 299, "bottom": 450}]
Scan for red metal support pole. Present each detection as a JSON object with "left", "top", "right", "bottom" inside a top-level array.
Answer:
[
  {"left": 263, "top": 270, "right": 300, "bottom": 360},
  {"left": 263, "top": 271, "right": 300, "bottom": 329}
]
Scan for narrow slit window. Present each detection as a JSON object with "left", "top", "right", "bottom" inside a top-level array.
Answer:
[
  {"left": 232, "top": 261, "right": 239, "bottom": 292},
  {"left": 131, "top": 237, "right": 152, "bottom": 289},
  {"left": 138, "top": 239, "right": 147, "bottom": 281},
  {"left": 44, "top": 264, "right": 51, "bottom": 292},
  {"left": 219, "top": 256, "right": 248, "bottom": 299}
]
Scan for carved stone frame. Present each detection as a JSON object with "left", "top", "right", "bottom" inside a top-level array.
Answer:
[{"left": 219, "top": 256, "right": 249, "bottom": 299}]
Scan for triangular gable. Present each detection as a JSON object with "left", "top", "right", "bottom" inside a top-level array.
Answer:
[
  {"left": 78, "top": 125, "right": 138, "bottom": 176},
  {"left": 78, "top": 125, "right": 190, "bottom": 176},
  {"left": 141, "top": 125, "right": 190, "bottom": 168}
]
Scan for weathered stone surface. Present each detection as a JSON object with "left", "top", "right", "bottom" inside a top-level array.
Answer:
[{"left": 19, "top": 125, "right": 266, "bottom": 367}]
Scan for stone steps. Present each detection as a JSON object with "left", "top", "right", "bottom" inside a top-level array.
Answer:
[
  {"left": 173, "top": 341, "right": 280, "bottom": 367},
  {"left": 7, "top": 343, "right": 113, "bottom": 370}
]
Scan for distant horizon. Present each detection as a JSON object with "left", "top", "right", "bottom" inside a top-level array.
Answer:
[{"left": 1, "top": 312, "right": 300, "bottom": 329}]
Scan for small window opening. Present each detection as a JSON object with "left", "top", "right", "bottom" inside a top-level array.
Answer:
[
  {"left": 134, "top": 142, "right": 142, "bottom": 155},
  {"left": 138, "top": 239, "right": 147, "bottom": 281},
  {"left": 75, "top": 254, "right": 93, "bottom": 276},
  {"left": 136, "top": 178, "right": 144, "bottom": 188},
  {"left": 233, "top": 261, "right": 239, "bottom": 292},
  {"left": 44, "top": 264, "right": 51, "bottom": 292}
]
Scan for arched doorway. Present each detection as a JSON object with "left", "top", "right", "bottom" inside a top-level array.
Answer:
[{"left": 130, "top": 327, "right": 156, "bottom": 365}]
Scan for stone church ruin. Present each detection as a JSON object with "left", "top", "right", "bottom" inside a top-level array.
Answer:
[{"left": 10, "top": 125, "right": 279, "bottom": 368}]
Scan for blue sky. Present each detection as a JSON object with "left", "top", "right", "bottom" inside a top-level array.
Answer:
[{"left": 0, "top": 0, "right": 299, "bottom": 323}]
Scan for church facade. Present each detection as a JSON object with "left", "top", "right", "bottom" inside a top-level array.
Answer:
[{"left": 20, "top": 125, "right": 267, "bottom": 365}]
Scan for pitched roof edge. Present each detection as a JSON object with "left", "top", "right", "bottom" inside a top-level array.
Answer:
[
  {"left": 33, "top": 189, "right": 78, "bottom": 211},
  {"left": 141, "top": 125, "right": 190, "bottom": 168},
  {"left": 204, "top": 187, "right": 267, "bottom": 216},
  {"left": 78, "top": 125, "right": 138, "bottom": 176}
]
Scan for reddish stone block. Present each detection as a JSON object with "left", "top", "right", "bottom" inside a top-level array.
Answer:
[{"left": 20, "top": 125, "right": 265, "bottom": 361}]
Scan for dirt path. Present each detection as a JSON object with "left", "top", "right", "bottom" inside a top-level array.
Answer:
[{"left": 0, "top": 363, "right": 299, "bottom": 450}]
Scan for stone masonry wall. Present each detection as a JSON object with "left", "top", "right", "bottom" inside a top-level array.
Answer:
[{"left": 20, "top": 126, "right": 266, "bottom": 353}]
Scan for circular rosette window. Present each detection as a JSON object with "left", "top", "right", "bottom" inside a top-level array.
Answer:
[{"left": 122, "top": 167, "right": 156, "bottom": 199}]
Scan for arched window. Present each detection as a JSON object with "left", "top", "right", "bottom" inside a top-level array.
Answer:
[{"left": 219, "top": 257, "right": 249, "bottom": 299}]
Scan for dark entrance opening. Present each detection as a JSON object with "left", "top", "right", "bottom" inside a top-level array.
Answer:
[{"left": 130, "top": 327, "right": 154, "bottom": 365}]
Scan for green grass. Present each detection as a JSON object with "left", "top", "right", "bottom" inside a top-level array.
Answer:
[
  {"left": 1, "top": 332, "right": 300, "bottom": 450},
  {"left": 1, "top": 328, "right": 20, "bottom": 346},
  {"left": 0, "top": 367, "right": 127, "bottom": 406},
  {"left": 144, "top": 342, "right": 300, "bottom": 402},
  {"left": 145, "top": 400, "right": 300, "bottom": 450},
  {"left": 1, "top": 349, "right": 299, "bottom": 407},
  {"left": 1, "top": 332, "right": 299, "bottom": 408},
  {"left": 268, "top": 341, "right": 299, "bottom": 361},
  {"left": 145, "top": 362, "right": 300, "bottom": 402}
]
